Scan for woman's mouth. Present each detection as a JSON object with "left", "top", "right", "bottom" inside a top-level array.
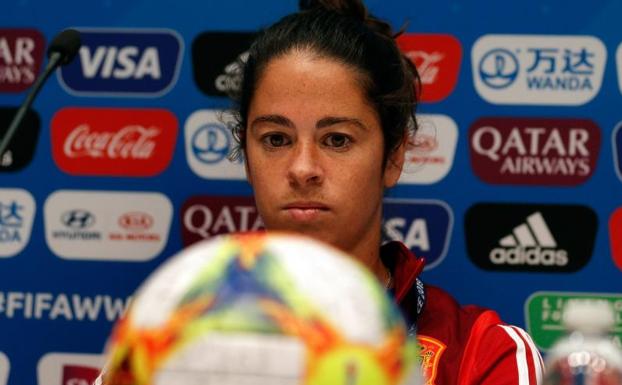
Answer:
[{"left": 283, "top": 202, "right": 329, "bottom": 221}]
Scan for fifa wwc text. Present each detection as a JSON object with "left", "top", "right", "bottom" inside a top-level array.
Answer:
[{"left": 0, "top": 291, "right": 131, "bottom": 321}]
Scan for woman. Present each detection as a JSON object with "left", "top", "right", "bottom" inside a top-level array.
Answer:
[{"left": 232, "top": 0, "right": 544, "bottom": 384}]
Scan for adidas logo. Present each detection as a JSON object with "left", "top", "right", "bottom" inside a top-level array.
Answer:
[
  {"left": 214, "top": 51, "right": 248, "bottom": 94},
  {"left": 489, "top": 211, "right": 569, "bottom": 266}
]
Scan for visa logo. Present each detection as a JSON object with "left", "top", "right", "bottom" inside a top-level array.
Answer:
[
  {"left": 383, "top": 199, "right": 453, "bottom": 270},
  {"left": 385, "top": 217, "right": 430, "bottom": 251},
  {"left": 79, "top": 46, "right": 161, "bottom": 79},
  {"left": 58, "top": 29, "right": 183, "bottom": 96}
]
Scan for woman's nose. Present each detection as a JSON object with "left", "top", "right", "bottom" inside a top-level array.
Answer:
[{"left": 286, "top": 141, "right": 324, "bottom": 187}]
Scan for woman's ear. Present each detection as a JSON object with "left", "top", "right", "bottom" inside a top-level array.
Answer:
[{"left": 383, "top": 136, "right": 407, "bottom": 188}]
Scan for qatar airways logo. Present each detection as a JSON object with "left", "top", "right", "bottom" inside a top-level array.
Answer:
[
  {"left": 0, "top": 29, "right": 45, "bottom": 92},
  {"left": 51, "top": 107, "right": 177, "bottom": 176},
  {"left": 469, "top": 118, "right": 600, "bottom": 186},
  {"left": 181, "top": 196, "right": 264, "bottom": 246}
]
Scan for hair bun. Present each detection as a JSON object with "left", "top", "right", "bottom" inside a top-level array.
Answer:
[
  {"left": 298, "top": 0, "right": 394, "bottom": 39},
  {"left": 299, "top": 0, "right": 367, "bottom": 21}
]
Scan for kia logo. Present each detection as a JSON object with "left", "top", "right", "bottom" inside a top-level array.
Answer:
[
  {"left": 119, "top": 212, "right": 153, "bottom": 230},
  {"left": 411, "top": 133, "right": 438, "bottom": 153},
  {"left": 61, "top": 210, "right": 95, "bottom": 229}
]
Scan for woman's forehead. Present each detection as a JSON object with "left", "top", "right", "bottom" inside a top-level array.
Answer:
[{"left": 250, "top": 52, "right": 374, "bottom": 116}]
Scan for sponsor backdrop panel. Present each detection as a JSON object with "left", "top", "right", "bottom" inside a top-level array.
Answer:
[{"left": 1, "top": 1, "right": 622, "bottom": 384}]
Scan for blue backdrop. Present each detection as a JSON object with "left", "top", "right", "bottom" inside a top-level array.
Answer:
[{"left": 1, "top": 1, "right": 621, "bottom": 384}]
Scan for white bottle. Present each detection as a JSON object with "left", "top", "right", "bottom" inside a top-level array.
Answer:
[{"left": 543, "top": 299, "right": 622, "bottom": 385}]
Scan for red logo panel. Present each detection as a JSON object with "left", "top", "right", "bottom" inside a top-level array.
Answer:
[
  {"left": 51, "top": 107, "right": 178, "bottom": 176},
  {"left": 469, "top": 118, "right": 600, "bottom": 186},
  {"left": 62, "top": 364, "right": 100, "bottom": 385},
  {"left": 0, "top": 29, "right": 45, "bottom": 92},
  {"left": 397, "top": 34, "right": 462, "bottom": 102},
  {"left": 181, "top": 196, "right": 265, "bottom": 246},
  {"left": 609, "top": 208, "right": 622, "bottom": 272}
]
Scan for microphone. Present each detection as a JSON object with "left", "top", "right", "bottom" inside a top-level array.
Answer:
[{"left": 0, "top": 29, "right": 81, "bottom": 159}]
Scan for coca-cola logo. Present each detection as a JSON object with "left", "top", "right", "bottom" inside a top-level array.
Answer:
[
  {"left": 51, "top": 107, "right": 178, "bottom": 176},
  {"left": 63, "top": 124, "right": 159, "bottom": 159},
  {"left": 405, "top": 50, "right": 444, "bottom": 85},
  {"left": 119, "top": 212, "right": 153, "bottom": 230},
  {"left": 469, "top": 117, "right": 601, "bottom": 186},
  {"left": 609, "top": 207, "right": 622, "bottom": 272},
  {"left": 397, "top": 34, "right": 462, "bottom": 102}
]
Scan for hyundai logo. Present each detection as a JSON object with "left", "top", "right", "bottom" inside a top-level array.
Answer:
[{"left": 61, "top": 210, "right": 95, "bottom": 229}]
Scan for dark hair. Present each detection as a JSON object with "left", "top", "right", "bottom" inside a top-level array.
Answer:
[{"left": 230, "top": 0, "right": 420, "bottom": 165}]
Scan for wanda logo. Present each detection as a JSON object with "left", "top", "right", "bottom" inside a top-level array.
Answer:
[
  {"left": 119, "top": 212, "right": 153, "bottom": 231},
  {"left": 51, "top": 107, "right": 177, "bottom": 176}
]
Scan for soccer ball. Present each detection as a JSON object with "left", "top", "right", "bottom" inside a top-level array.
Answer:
[{"left": 101, "top": 232, "right": 421, "bottom": 385}]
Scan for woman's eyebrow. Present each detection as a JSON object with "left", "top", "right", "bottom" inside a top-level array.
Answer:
[
  {"left": 250, "top": 114, "right": 294, "bottom": 129},
  {"left": 250, "top": 115, "right": 368, "bottom": 131},
  {"left": 316, "top": 116, "right": 368, "bottom": 131}
]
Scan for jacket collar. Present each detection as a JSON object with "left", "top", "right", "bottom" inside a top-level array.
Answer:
[{"left": 380, "top": 241, "right": 426, "bottom": 303}]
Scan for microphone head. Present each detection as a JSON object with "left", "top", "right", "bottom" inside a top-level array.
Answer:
[{"left": 47, "top": 29, "right": 81, "bottom": 66}]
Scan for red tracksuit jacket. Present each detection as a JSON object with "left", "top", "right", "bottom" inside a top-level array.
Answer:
[{"left": 381, "top": 242, "right": 544, "bottom": 385}]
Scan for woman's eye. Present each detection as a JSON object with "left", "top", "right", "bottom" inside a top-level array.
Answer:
[
  {"left": 262, "top": 133, "right": 290, "bottom": 147},
  {"left": 324, "top": 134, "right": 351, "bottom": 148}
]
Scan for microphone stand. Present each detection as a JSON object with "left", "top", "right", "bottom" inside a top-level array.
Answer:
[{"left": 0, "top": 51, "right": 63, "bottom": 158}]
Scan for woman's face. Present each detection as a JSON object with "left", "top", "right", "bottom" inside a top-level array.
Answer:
[{"left": 245, "top": 50, "right": 405, "bottom": 260}]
